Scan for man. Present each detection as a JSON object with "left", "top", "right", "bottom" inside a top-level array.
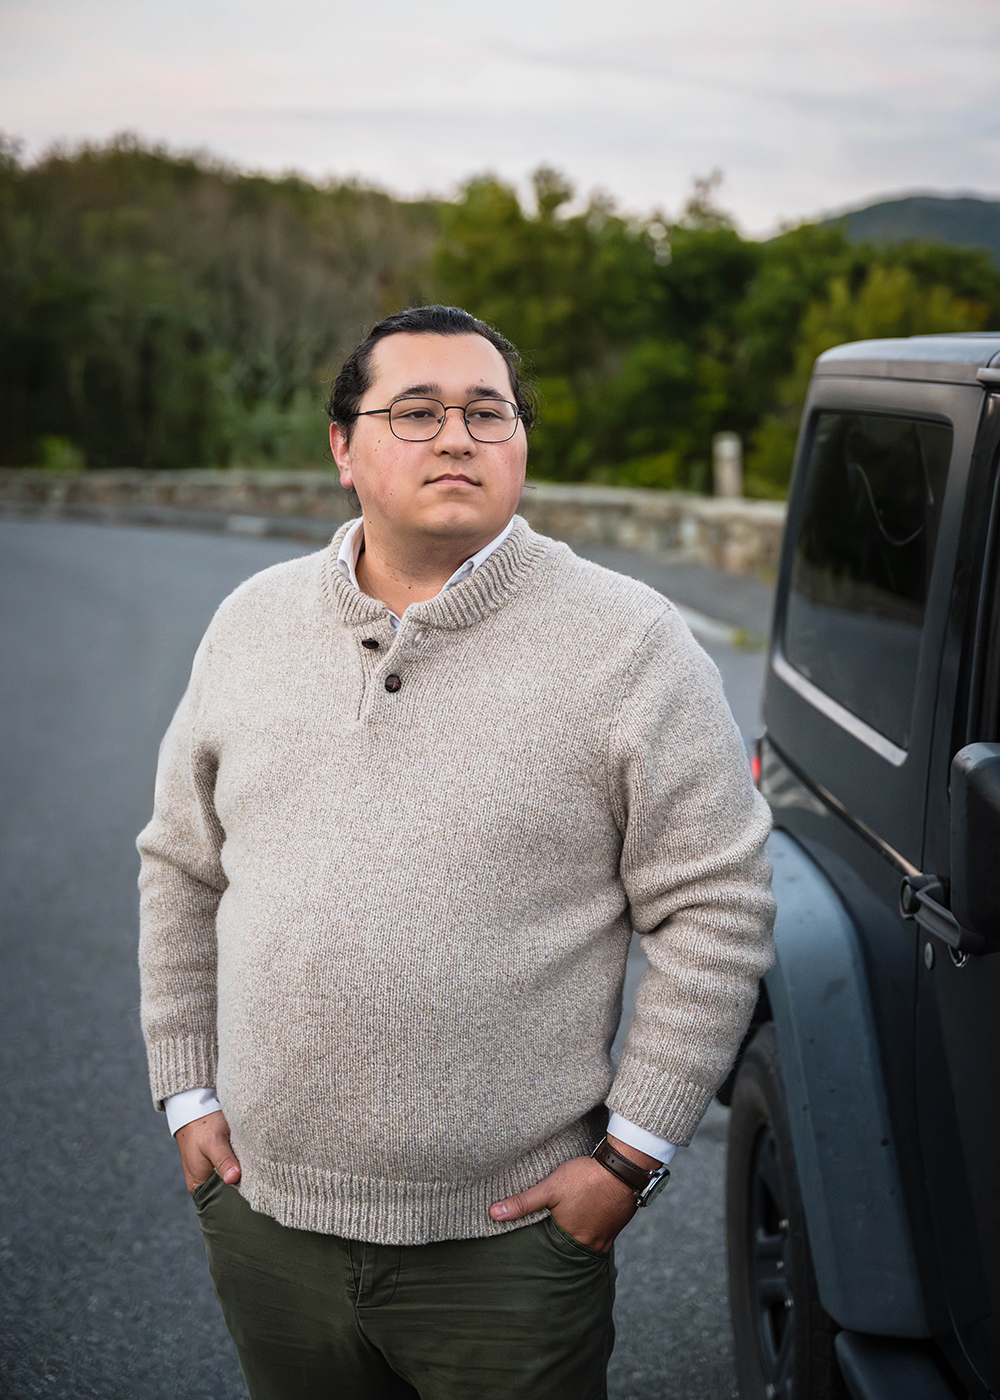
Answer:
[{"left": 138, "top": 304, "right": 775, "bottom": 1400}]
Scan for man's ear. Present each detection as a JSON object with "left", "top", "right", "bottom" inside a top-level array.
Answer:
[{"left": 330, "top": 423, "right": 353, "bottom": 489}]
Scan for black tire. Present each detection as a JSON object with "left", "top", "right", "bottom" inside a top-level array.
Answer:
[{"left": 727, "top": 1022, "right": 849, "bottom": 1400}]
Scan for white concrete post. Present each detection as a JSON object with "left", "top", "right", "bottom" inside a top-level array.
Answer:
[{"left": 712, "top": 432, "right": 743, "bottom": 499}]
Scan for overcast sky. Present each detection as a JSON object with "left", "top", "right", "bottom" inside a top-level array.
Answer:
[{"left": 1, "top": 0, "right": 998, "bottom": 233}]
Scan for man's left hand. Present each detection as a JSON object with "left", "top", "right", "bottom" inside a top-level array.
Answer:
[{"left": 489, "top": 1137, "right": 660, "bottom": 1253}]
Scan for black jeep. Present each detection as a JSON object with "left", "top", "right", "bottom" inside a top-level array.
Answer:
[{"left": 724, "top": 333, "right": 1000, "bottom": 1400}]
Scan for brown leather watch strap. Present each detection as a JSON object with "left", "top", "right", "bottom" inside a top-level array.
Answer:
[{"left": 591, "top": 1136, "right": 654, "bottom": 1193}]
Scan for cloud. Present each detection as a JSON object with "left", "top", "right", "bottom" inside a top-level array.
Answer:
[{"left": 1, "top": 0, "right": 998, "bottom": 230}]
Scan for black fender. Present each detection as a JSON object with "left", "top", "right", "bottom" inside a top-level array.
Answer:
[{"left": 762, "top": 829, "right": 928, "bottom": 1337}]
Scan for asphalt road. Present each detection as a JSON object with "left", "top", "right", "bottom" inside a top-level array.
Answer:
[{"left": 0, "top": 519, "right": 768, "bottom": 1400}]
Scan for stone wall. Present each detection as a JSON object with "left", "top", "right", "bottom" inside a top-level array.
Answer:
[
  {"left": 0, "top": 469, "right": 786, "bottom": 577},
  {"left": 519, "top": 482, "right": 785, "bottom": 576}
]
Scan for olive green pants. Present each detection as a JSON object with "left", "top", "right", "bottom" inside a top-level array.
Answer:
[{"left": 194, "top": 1173, "right": 616, "bottom": 1400}]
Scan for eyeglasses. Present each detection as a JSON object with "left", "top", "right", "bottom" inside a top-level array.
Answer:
[{"left": 355, "top": 397, "right": 522, "bottom": 443}]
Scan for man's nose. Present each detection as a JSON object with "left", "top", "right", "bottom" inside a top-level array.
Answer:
[{"left": 434, "top": 407, "right": 477, "bottom": 452}]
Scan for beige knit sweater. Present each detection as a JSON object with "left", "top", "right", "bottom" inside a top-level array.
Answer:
[{"left": 138, "top": 517, "right": 774, "bottom": 1245}]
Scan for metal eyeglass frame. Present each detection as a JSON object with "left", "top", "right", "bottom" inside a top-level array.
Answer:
[{"left": 354, "top": 397, "right": 523, "bottom": 444}]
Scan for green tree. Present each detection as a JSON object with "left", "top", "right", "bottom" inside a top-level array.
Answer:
[
  {"left": 592, "top": 182, "right": 760, "bottom": 489},
  {"left": 5, "top": 140, "right": 998, "bottom": 492},
  {"left": 745, "top": 250, "right": 999, "bottom": 496},
  {"left": 0, "top": 135, "right": 440, "bottom": 469}
]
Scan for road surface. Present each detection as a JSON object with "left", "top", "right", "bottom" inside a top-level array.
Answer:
[{"left": 0, "top": 519, "right": 768, "bottom": 1400}]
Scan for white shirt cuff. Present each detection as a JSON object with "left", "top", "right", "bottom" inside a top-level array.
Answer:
[
  {"left": 606, "top": 1111, "right": 677, "bottom": 1165},
  {"left": 164, "top": 1086, "right": 223, "bottom": 1137}
]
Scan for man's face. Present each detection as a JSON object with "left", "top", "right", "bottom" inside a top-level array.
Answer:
[{"left": 330, "top": 333, "right": 527, "bottom": 546}]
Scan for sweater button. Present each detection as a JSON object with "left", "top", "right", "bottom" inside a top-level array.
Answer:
[
  {"left": 361, "top": 638, "right": 380, "bottom": 650},
  {"left": 384, "top": 674, "right": 402, "bottom": 693}
]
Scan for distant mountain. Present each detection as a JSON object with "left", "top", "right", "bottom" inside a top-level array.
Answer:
[{"left": 823, "top": 195, "right": 1000, "bottom": 269}]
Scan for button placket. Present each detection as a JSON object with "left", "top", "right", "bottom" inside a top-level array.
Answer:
[
  {"left": 365, "top": 619, "right": 433, "bottom": 701},
  {"left": 353, "top": 625, "right": 394, "bottom": 719}
]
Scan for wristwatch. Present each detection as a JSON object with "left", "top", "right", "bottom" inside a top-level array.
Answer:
[{"left": 591, "top": 1136, "right": 670, "bottom": 1207}]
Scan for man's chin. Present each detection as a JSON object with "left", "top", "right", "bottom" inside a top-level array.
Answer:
[{"left": 413, "top": 502, "right": 498, "bottom": 539}]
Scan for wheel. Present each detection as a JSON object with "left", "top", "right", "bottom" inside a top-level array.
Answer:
[{"left": 726, "top": 1023, "right": 848, "bottom": 1400}]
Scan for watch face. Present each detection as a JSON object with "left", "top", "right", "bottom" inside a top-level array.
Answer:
[{"left": 637, "top": 1171, "right": 670, "bottom": 1207}]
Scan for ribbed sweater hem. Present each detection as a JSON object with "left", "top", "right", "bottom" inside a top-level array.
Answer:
[
  {"left": 148, "top": 1035, "right": 218, "bottom": 1110},
  {"left": 234, "top": 1119, "right": 599, "bottom": 1245},
  {"left": 607, "top": 1067, "right": 717, "bottom": 1148}
]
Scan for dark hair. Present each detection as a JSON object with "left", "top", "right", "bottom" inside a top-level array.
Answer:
[{"left": 327, "top": 305, "right": 536, "bottom": 438}]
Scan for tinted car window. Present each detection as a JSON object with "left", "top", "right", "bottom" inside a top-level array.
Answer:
[{"left": 784, "top": 411, "right": 952, "bottom": 749}]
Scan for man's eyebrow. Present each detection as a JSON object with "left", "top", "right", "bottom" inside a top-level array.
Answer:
[{"left": 395, "top": 383, "right": 439, "bottom": 398}]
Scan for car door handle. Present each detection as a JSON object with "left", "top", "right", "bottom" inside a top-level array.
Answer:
[{"left": 900, "top": 875, "right": 988, "bottom": 956}]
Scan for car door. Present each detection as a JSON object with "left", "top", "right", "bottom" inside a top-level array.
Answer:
[
  {"left": 916, "top": 385, "right": 1000, "bottom": 1394},
  {"left": 761, "top": 367, "right": 982, "bottom": 1338}
]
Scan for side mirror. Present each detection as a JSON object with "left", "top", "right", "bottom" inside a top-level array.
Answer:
[{"left": 951, "top": 742, "right": 1000, "bottom": 950}]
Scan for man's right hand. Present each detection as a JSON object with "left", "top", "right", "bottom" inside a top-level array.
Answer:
[{"left": 175, "top": 1109, "right": 241, "bottom": 1195}]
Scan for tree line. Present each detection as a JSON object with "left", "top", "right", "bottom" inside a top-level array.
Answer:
[{"left": 3, "top": 136, "right": 999, "bottom": 496}]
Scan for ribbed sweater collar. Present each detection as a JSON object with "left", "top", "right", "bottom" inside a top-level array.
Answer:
[{"left": 320, "top": 515, "right": 552, "bottom": 631}]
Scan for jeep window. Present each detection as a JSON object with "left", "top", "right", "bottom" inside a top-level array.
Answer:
[{"left": 783, "top": 411, "right": 953, "bottom": 749}]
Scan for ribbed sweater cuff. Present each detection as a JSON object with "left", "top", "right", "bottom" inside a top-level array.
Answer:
[
  {"left": 606, "top": 1063, "right": 715, "bottom": 1148},
  {"left": 147, "top": 1035, "right": 218, "bottom": 1110}
]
